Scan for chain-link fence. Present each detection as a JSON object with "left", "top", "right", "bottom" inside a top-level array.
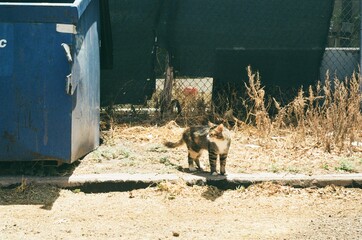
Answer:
[
  {"left": 101, "top": 0, "right": 360, "bottom": 119},
  {"left": 321, "top": 0, "right": 360, "bottom": 81}
]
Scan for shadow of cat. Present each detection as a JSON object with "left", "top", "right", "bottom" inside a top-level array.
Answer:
[
  {"left": 201, "top": 185, "right": 224, "bottom": 201},
  {"left": 176, "top": 167, "right": 227, "bottom": 201},
  {"left": 177, "top": 166, "right": 228, "bottom": 179}
]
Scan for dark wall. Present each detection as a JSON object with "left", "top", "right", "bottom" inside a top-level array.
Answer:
[{"left": 101, "top": 0, "right": 334, "bottom": 105}]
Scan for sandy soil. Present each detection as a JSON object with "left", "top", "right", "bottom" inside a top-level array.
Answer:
[
  {"left": 0, "top": 182, "right": 361, "bottom": 240},
  {"left": 71, "top": 122, "right": 362, "bottom": 176},
  {"left": 1, "top": 122, "right": 362, "bottom": 239},
  {"left": 0, "top": 121, "right": 361, "bottom": 177}
]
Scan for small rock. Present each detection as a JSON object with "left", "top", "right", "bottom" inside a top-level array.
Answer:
[{"left": 172, "top": 231, "right": 180, "bottom": 237}]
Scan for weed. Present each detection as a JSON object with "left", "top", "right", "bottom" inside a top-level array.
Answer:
[
  {"left": 322, "top": 163, "right": 330, "bottom": 171},
  {"left": 286, "top": 167, "right": 300, "bottom": 174},
  {"left": 15, "top": 177, "right": 28, "bottom": 193},
  {"left": 156, "top": 181, "right": 169, "bottom": 192},
  {"left": 271, "top": 70, "right": 362, "bottom": 152},
  {"left": 156, "top": 180, "right": 186, "bottom": 199},
  {"left": 244, "top": 66, "right": 271, "bottom": 136},
  {"left": 127, "top": 161, "right": 135, "bottom": 167},
  {"left": 335, "top": 160, "right": 355, "bottom": 172},
  {"left": 159, "top": 157, "right": 168, "bottom": 164},
  {"left": 72, "top": 189, "right": 81, "bottom": 194},
  {"left": 123, "top": 151, "right": 130, "bottom": 158},
  {"left": 235, "top": 185, "right": 246, "bottom": 193},
  {"left": 148, "top": 145, "right": 168, "bottom": 153},
  {"left": 159, "top": 157, "right": 177, "bottom": 167},
  {"left": 269, "top": 164, "right": 280, "bottom": 173},
  {"left": 100, "top": 146, "right": 130, "bottom": 160}
]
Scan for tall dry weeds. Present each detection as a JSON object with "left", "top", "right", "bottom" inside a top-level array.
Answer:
[
  {"left": 272, "top": 87, "right": 307, "bottom": 142},
  {"left": 273, "top": 70, "right": 362, "bottom": 152},
  {"left": 305, "top": 82, "right": 324, "bottom": 141},
  {"left": 244, "top": 66, "right": 271, "bottom": 136},
  {"left": 292, "top": 87, "right": 307, "bottom": 135},
  {"left": 320, "top": 72, "right": 362, "bottom": 151}
]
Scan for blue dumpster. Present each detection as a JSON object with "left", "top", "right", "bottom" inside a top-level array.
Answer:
[{"left": 0, "top": 0, "right": 100, "bottom": 163}]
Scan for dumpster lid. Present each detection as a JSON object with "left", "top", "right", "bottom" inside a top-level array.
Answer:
[{"left": 0, "top": 0, "right": 92, "bottom": 24}]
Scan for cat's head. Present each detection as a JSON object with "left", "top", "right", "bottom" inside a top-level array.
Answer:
[{"left": 208, "top": 123, "right": 225, "bottom": 140}]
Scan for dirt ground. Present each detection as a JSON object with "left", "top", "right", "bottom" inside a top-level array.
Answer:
[
  {"left": 71, "top": 121, "right": 362, "bottom": 177},
  {"left": 1, "top": 121, "right": 362, "bottom": 239},
  {"left": 0, "top": 182, "right": 361, "bottom": 239},
  {"left": 1, "top": 121, "right": 361, "bottom": 177}
]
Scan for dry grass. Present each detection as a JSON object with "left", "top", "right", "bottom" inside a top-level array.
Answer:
[
  {"left": 0, "top": 183, "right": 59, "bottom": 206},
  {"left": 90, "top": 67, "right": 362, "bottom": 177},
  {"left": 271, "top": 70, "right": 362, "bottom": 153},
  {"left": 244, "top": 66, "right": 272, "bottom": 136},
  {"left": 101, "top": 67, "right": 362, "bottom": 155},
  {"left": 1, "top": 69, "right": 361, "bottom": 179},
  {"left": 209, "top": 66, "right": 362, "bottom": 154}
]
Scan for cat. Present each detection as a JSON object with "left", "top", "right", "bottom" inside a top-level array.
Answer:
[{"left": 164, "top": 122, "right": 231, "bottom": 175}]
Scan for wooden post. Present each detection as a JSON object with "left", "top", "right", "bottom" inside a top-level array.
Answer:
[{"left": 160, "top": 54, "right": 174, "bottom": 117}]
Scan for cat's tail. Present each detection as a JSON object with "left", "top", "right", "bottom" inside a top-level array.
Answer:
[{"left": 163, "top": 138, "right": 184, "bottom": 148}]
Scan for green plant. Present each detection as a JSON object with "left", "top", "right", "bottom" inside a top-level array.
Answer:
[
  {"left": 335, "top": 160, "right": 355, "bottom": 172},
  {"left": 235, "top": 185, "right": 246, "bottom": 193},
  {"left": 322, "top": 163, "right": 330, "bottom": 171},
  {"left": 72, "top": 189, "right": 81, "bottom": 194},
  {"left": 159, "top": 157, "right": 177, "bottom": 167},
  {"left": 100, "top": 146, "right": 130, "bottom": 160},
  {"left": 269, "top": 164, "right": 279, "bottom": 173},
  {"left": 148, "top": 145, "right": 168, "bottom": 153},
  {"left": 286, "top": 167, "right": 300, "bottom": 174}
]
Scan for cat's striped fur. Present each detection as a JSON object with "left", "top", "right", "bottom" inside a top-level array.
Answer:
[{"left": 164, "top": 123, "right": 231, "bottom": 175}]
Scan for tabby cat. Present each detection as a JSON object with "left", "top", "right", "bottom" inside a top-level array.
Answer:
[{"left": 164, "top": 123, "right": 231, "bottom": 175}]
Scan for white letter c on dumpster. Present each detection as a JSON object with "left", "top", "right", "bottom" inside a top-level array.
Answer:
[{"left": 0, "top": 39, "right": 7, "bottom": 48}]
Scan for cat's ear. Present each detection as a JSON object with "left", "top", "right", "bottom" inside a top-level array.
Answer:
[
  {"left": 216, "top": 124, "right": 224, "bottom": 132},
  {"left": 208, "top": 121, "right": 216, "bottom": 127}
]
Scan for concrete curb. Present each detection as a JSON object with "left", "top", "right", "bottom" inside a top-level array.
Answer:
[{"left": 1, "top": 173, "right": 362, "bottom": 191}]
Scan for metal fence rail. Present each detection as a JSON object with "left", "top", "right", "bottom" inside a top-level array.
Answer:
[{"left": 322, "top": 0, "right": 360, "bottom": 80}]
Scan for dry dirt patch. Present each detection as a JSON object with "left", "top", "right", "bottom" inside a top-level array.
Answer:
[
  {"left": 0, "top": 121, "right": 361, "bottom": 178},
  {"left": 0, "top": 182, "right": 361, "bottom": 239},
  {"left": 72, "top": 122, "right": 362, "bottom": 176}
]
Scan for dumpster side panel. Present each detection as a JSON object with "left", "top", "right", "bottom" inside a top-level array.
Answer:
[
  {"left": 0, "top": 0, "right": 100, "bottom": 163},
  {"left": 70, "top": 0, "right": 100, "bottom": 161},
  {"left": 0, "top": 22, "right": 73, "bottom": 161},
  {"left": 0, "top": 24, "right": 13, "bottom": 76}
]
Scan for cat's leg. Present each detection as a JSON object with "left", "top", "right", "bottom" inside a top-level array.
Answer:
[
  {"left": 194, "top": 153, "right": 204, "bottom": 171},
  {"left": 188, "top": 149, "right": 199, "bottom": 172},
  {"left": 188, "top": 157, "right": 196, "bottom": 172},
  {"left": 219, "top": 153, "right": 228, "bottom": 175},
  {"left": 208, "top": 151, "right": 218, "bottom": 175}
]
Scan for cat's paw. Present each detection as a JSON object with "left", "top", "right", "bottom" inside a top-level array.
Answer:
[
  {"left": 189, "top": 167, "right": 197, "bottom": 172},
  {"left": 220, "top": 172, "right": 227, "bottom": 176},
  {"left": 211, "top": 172, "right": 219, "bottom": 176},
  {"left": 197, "top": 166, "right": 205, "bottom": 171}
]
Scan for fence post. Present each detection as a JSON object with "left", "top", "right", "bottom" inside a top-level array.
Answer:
[
  {"left": 159, "top": 53, "right": 174, "bottom": 117},
  {"left": 360, "top": 0, "right": 362, "bottom": 90}
]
